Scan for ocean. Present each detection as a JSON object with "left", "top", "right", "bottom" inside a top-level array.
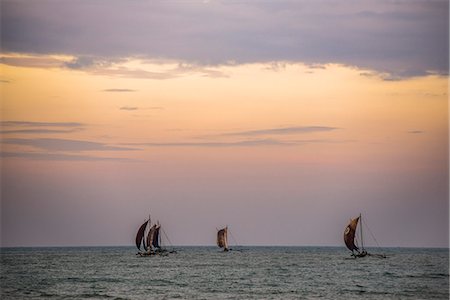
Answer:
[{"left": 1, "top": 246, "right": 448, "bottom": 299}]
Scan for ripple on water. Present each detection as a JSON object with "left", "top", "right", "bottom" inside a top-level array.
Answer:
[{"left": 1, "top": 246, "right": 448, "bottom": 299}]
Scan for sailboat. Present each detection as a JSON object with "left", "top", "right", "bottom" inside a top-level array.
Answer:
[
  {"left": 135, "top": 217, "right": 173, "bottom": 256},
  {"left": 343, "top": 214, "right": 386, "bottom": 258},
  {"left": 344, "top": 214, "right": 367, "bottom": 257},
  {"left": 217, "top": 226, "right": 229, "bottom": 252}
]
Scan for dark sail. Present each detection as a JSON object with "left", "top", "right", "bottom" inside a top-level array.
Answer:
[
  {"left": 152, "top": 225, "right": 161, "bottom": 248},
  {"left": 217, "top": 227, "right": 228, "bottom": 250},
  {"left": 135, "top": 220, "right": 148, "bottom": 251},
  {"left": 344, "top": 216, "right": 360, "bottom": 251},
  {"left": 146, "top": 224, "right": 157, "bottom": 249}
]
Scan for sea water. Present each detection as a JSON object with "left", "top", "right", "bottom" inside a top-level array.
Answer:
[{"left": 1, "top": 246, "right": 448, "bottom": 299}]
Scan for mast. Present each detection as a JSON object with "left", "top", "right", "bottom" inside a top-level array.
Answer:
[
  {"left": 224, "top": 226, "right": 229, "bottom": 251},
  {"left": 143, "top": 215, "right": 151, "bottom": 251},
  {"left": 158, "top": 221, "right": 162, "bottom": 247}
]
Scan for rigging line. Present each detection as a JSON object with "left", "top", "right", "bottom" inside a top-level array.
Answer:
[
  {"left": 161, "top": 228, "right": 174, "bottom": 248},
  {"left": 362, "top": 217, "right": 382, "bottom": 248},
  {"left": 228, "top": 229, "right": 239, "bottom": 247}
]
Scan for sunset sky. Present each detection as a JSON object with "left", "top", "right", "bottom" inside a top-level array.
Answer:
[{"left": 1, "top": 0, "right": 448, "bottom": 247}]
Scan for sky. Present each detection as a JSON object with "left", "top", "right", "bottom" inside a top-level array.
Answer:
[{"left": 0, "top": 0, "right": 448, "bottom": 248}]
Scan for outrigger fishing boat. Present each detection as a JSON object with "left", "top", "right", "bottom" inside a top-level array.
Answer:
[
  {"left": 217, "top": 226, "right": 229, "bottom": 252},
  {"left": 135, "top": 216, "right": 175, "bottom": 256},
  {"left": 343, "top": 213, "right": 386, "bottom": 258}
]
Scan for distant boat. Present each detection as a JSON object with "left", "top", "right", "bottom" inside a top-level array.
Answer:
[
  {"left": 135, "top": 216, "right": 173, "bottom": 256},
  {"left": 344, "top": 213, "right": 386, "bottom": 258},
  {"left": 217, "top": 226, "right": 229, "bottom": 252},
  {"left": 344, "top": 214, "right": 367, "bottom": 257}
]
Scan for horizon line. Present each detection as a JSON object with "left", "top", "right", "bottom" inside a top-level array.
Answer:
[{"left": 1, "top": 245, "right": 448, "bottom": 250}]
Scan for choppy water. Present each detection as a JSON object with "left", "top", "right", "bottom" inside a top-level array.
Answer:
[{"left": 1, "top": 246, "right": 448, "bottom": 299}]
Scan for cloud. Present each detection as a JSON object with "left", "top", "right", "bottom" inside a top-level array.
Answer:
[
  {"left": 94, "top": 67, "right": 178, "bottom": 80},
  {"left": 0, "top": 129, "right": 81, "bottom": 134},
  {"left": 408, "top": 130, "right": 424, "bottom": 134},
  {"left": 90, "top": 62, "right": 227, "bottom": 80},
  {"left": 220, "top": 126, "right": 338, "bottom": 137},
  {"left": 1, "top": 121, "right": 84, "bottom": 128},
  {"left": 125, "top": 138, "right": 349, "bottom": 148},
  {"left": 120, "top": 106, "right": 138, "bottom": 111},
  {"left": 119, "top": 106, "right": 163, "bottom": 111},
  {"left": 0, "top": 151, "right": 134, "bottom": 162},
  {"left": 0, "top": 121, "right": 84, "bottom": 135},
  {"left": 63, "top": 55, "right": 131, "bottom": 71},
  {"left": 121, "top": 126, "right": 345, "bottom": 148},
  {"left": 64, "top": 56, "right": 95, "bottom": 69},
  {"left": 2, "top": 0, "right": 447, "bottom": 78},
  {"left": 65, "top": 56, "right": 182, "bottom": 80},
  {"left": 2, "top": 138, "right": 138, "bottom": 152},
  {"left": 103, "top": 88, "right": 136, "bottom": 92},
  {"left": 0, "top": 55, "right": 65, "bottom": 68},
  {"left": 134, "top": 139, "right": 291, "bottom": 147},
  {"left": 1, "top": 53, "right": 229, "bottom": 80},
  {"left": 174, "top": 63, "right": 229, "bottom": 78}
]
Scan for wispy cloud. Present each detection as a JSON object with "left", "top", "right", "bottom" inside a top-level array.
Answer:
[
  {"left": 2, "top": 53, "right": 229, "bottom": 80},
  {"left": 0, "top": 129, "right": 81, "bottom": 134},
  {"left": 0, "top": 55, "right": 64, "bottom": 69},
  {"left": 120, "top": 106, "right": 138, "bottom": 111},
  {"left": 0, "top": 121, "right": 84, "bottom": 135},
  {"left": 1, "top": 121, "right": 84, "bottom": 128},
  {"left": 2, "top": 138, "right": 138, "bottom": 152},
  {"left": 218, "top": 126, "right": 338, "bottom": 137},
  {"left": 122, "top": 126, "right": 344, "bottom": 148},
  {"left": 125, "top": 138, "right": 349, "bottom": 148},
  {"left": 64, "top": 56, "right": 119, "bottom": 70},
  {"left": 119, "top": 106, "right": 163, "bottom": 111},
  {"left": 0, "top": 151, "right": 135, "bottom": 162},
  {"left": 89, "top": 62, "right": 227, "bottom": 80},
  {"left": 408, "top": 130, "right": 424, "bottom": 134},
  {"left": 174, "top": 63, "right": 229, "bottom": 78},
  {"left": 103, "top": 88, "right": 136, "bottom": 92},
  {"left": 132, "top": 139, "right": 291, "bottom": 147},
  {"left": 91, "top": 65, "right": 179, "bottom": 80}
]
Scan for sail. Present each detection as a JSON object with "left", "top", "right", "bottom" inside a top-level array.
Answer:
[
  {"left": 152, "top": 225, "right": 161, "bottom": 248},
  {"left": 143, "top": 229, "right": 148, "bottom": 251},
  {"left": 146, "top": 224, "right": 157, "bottom": 249},
  {"left": 217, "top": 227, "right": 228, "bottom": 250},
  {"left": 135, "top": 220, "right": 148, "bottom": 251},
  {"left": 343, "top": 216, "right": 360, "bottom": 251}
]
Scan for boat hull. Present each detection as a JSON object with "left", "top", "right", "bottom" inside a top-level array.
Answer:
[
  {"left": 137, "top": 249, "right": 167, "bottom": 257},
  {"left": 137, "top": 248, "right": 176, "bottom": 257}
]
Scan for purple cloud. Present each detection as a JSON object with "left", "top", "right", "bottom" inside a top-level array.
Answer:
[{"left": 1, "top": 0, "right": 447, "bottom": 78}]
